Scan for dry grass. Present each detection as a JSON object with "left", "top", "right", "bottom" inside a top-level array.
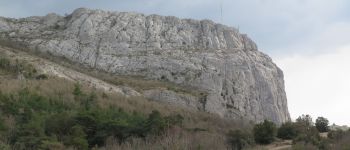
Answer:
[
  {"left": 0, "top": 44, "right": 251, "bottom": 134},
  {"left": 0, "top": 76, "right": 250, "bottom": 149},
  {"left": 101, "top": 127, "right": 229, "bottom": 150},
  {"left": 0, "top": 44, "right": 252, "bottom": 149},
  {"left": 332, "top": 132, "right": 350, "bottom": 149},
  {"left": 0, "top": 76, "right": 249, "bottom": 134},
  {"left": 17, "top": 45, "right": 207, "bottom": 97}
]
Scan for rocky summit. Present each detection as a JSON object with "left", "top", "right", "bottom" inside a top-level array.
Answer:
[{"left": 0, "top": 8, "right": 290, "bottom": 124}]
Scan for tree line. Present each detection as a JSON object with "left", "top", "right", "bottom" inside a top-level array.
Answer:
[{"left": 227, "top": 114, "right": 350, "bottom": 150}]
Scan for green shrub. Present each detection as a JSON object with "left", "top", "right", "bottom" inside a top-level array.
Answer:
[
  {"left": 35, "top": 74, "right": 48, "bottom": 80},
  {"left": 315, "top": 117, "right": 329, "bottom": 133},
  {"left": 73, "top": 83, "right": 83, "bottom": 98},
  {"left": 0, "top": 142, "right": 11, "bottom": 150},
  {"left": 44, "top": 112, "right": 76, "bottom": 140},
  {"left": 227, "top": 129, "right": 254, "bottom": 150},
  {"left": 165, "top": 114, "right": 184, "bottom": 127},
  {"left": 317, "top": 138, "right": 331, "bottom": 150},
  {"left": 0, "top": 56, "right": 37, "bottom": 78},
  {"left": 328, "top": 129, "right": 345, "bottom": 141},
  {"left": 66, "top": 125, "right": 88, "bottom": 150},
  {"left": 293, "top": 126, "right": 320, "bottom": 146},
  {"left": 145, "top": 110, "right": 167, "bottom": 135},
  {"left": 0, "top": 57, "right": 10, "bottom": 69},
  {"left": 292, "top": 114, "right": 320, "bottom": 146},
  {"left": 0, "top": 118, "right": 7, "bottom": 132},
  {"left": 332, "top": 132, "right": 350, "bottom": 149},
  {"left": 253, "top": 120, "right": 276, "bottom": 144},
  {"left": 291, "top": 116, "right": 331, "bottom": 150},
  {"left": 277, "top": 122, "right": 298, "bottom": 140},
  {"left": 0, "top": 86, "right": 183, "bottom": 149}
]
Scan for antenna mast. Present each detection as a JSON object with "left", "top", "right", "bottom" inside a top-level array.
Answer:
[{"left": 220, "top": 0, "right": 223, "bottom": 23}]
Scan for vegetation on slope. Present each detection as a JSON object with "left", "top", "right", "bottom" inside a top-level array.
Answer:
[
  {"left": 0, "top": 86, "right": 184, "bottom": 149},
  {"left": 4, "top": 45, "right": 349, "bottom": 150},
  {"left": 0, "top": 54, "right": 249, "bottom": 149},
  {"left": 226, "top": 114, "right": 350, "bottom": 150}
]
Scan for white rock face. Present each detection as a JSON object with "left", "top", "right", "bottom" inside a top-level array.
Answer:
[{"left": 0, "top": 8, "right": 290, "bottom": 124}]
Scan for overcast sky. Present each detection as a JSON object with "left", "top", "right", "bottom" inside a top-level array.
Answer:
[{"left": 1, "top": 0, "right": 350, "bottom": 125}]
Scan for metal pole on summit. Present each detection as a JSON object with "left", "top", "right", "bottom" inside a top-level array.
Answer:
[{"left": 220, "top": 0, "right": 223, "bottom": 23}]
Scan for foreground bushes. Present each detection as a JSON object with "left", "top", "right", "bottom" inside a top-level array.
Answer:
[
  {"left": 277, "top": 122, "right": 298, "bottom": 140},
  {"left": 331, "top": 131, "right": 350, "bottom": 149},
  {"left": 0, "top": 87, "right": 183, "bottom": 149},
  {"left": 279, "top": 115, "right": 350, "bottom": 150},
  {"left": 253, "top": 120, "right": 276, "bottom": 144},
  {"left": 232, "top": 115, "right": 350, "bottom": 150},
  {"left": 315, "top": 117, "right": 329, "bottom": 133},
  {"left": 227, "top": 129, "right": 254, "bottom": 150}
]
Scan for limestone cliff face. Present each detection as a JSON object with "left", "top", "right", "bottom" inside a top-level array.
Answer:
[{"left": 0, "top": 8, "right": 290, "bottom": 124}]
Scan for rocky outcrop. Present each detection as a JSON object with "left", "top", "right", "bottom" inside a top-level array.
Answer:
[
  {"left": 0, "top": 46, "right": 141, "bottom": 97},
  {"left": 0, "top": 8, "right": 290, "bottom": 124}
]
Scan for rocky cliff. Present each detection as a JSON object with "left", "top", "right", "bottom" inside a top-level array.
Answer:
[{"left": 0, "top": 8, "right": 290, "bottom": 124}]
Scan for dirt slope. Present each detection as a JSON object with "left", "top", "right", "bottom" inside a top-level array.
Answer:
[{"left": 0, "top": 45, "right": 139, "bottom": 97}]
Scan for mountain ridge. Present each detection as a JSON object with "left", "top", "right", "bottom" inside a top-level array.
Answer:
[{"left": 0, "top": 8, "right": 290, "bottom": 124}]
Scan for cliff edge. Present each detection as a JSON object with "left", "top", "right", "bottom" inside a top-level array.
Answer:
[{"left": 0, "top": 8, "right": 290, "bottom": 124}]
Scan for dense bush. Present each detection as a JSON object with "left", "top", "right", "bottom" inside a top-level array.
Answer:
[
  {"left": 0, "top": 142, "right": 10, "bottom": 150},
  {"left": 35, "top": 74, "right": 48, "bottom": 80},
  {"left": 277, "top": 122, "right": 298, "bottom": 140},
  {"left": 253, "top": 120, "right": 276, "bottom": 144},
  {"left": 332, "top": 131, "right": 350, "bottom": 149},
  {"left": 287, "top": 115, "right": 350, "bottom": 150},
  {"left": 291, "top": 115, "right": 331, "bottom": 149},
  {"left": 315, "top": 117, "right": 329, "bottom": 133},
  {"left": 292, "top": 127, "right": 327, "bottom": 149},
  {"left": 227, "top": 129, "right": 254, "bottom": 150},
  {"left": 317, "top": 138, "right": 331, "bottom": 150},
  {"left": 0, "top": 87, "right": 183, "bottom": 149},
  {"left": 293, "top": 124, "right": 320, "bottom": 145},
  {"left": 328, "top": 129, "right": 345, "bottom": 141}
]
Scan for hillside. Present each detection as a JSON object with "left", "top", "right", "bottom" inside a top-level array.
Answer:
[
  {"left": 0, "top": 45, "right": 251, "bottom": 149},
  {"left": 0, "top": 8, "right": 290, "bottom": 124}
]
